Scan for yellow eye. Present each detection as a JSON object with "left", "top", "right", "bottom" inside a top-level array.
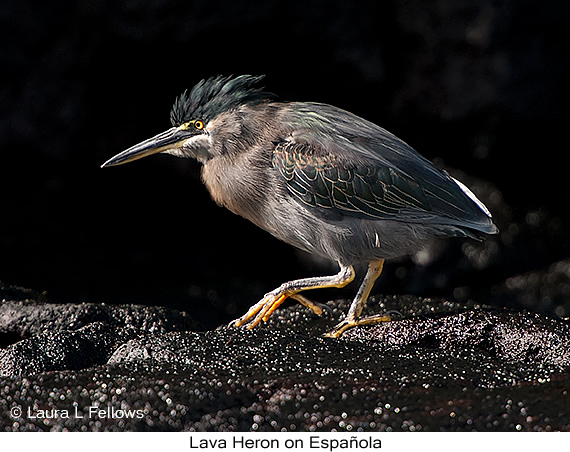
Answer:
[{"left": 194, "top": 120, "right": 204, "bottom": 130}]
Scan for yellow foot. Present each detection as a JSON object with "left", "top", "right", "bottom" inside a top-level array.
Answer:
[
  {"left": 232, "top": 293, "right": 287, "bottom": 329},
  {"left": 232, "top": 292, "right": 328, "bottom": 330},
  {"left": 261, "top": 294, "right": 288, "bottom": 322},
  {"left": 324, "top": 313, "right": 392, "bottom": 338}
]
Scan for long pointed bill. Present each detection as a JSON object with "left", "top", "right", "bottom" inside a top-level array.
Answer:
[{"left": 101, "top": 127, "right": 189, "bottom": 168}]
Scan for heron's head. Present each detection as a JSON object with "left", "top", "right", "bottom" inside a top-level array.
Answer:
[{"left": 101, "top": 75, "right": 274, "bottom": 167}]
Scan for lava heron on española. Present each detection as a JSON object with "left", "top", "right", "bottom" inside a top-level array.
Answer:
[{"left": 102, "top": 75, "right": 498, "bottom": 337}]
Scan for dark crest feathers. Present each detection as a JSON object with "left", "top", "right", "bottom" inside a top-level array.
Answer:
[{"left": 170, "top": 75, "right": 275, "bottom": 126}]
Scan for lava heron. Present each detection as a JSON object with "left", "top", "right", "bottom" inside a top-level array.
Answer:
[{"left": 102, "top": 75, "right": 498, "bottom": 337}]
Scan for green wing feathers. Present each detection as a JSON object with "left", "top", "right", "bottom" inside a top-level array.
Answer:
[{"left": 273, "top": 141, "right": 432, "bottom": 220}]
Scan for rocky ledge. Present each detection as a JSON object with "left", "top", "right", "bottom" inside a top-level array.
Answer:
[{"left": 0, "top": 283, "right": 569, "bottom": 431}]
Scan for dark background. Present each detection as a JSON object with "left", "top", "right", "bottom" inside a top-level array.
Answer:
[{"left": 1, "top": 0, "right": 569, "bottom": 328}]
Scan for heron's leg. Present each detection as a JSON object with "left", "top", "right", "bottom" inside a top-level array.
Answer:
[
  {"left": 232, "top": 264, "right": 355, "bottom": 329},
  {"left": 325, "top": 259, "right": 390, "bottom": 338}
]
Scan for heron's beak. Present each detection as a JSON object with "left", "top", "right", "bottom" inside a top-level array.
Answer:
[{"left": 101, "top": 127, "right": 189, "bottom": 168}]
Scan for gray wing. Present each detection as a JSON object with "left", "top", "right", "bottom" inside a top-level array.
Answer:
[
  {"left": 273, "top": 141, "right": 431, "bottom": 218},
  {"left": 272, "top": 129, "right": 496, "bottom": 235}
]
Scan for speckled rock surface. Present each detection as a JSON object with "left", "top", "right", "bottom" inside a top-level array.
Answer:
[
  {"left": 0, "top": 287, "right": 568, "bottom": 432},
  {"left": 0, "top": 296, "right": 197, "bottom": 377}
]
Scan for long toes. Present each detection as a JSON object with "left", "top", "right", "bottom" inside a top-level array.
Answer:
[
  {"left": 289, "top": 294, "right": 329, "bottom": 316},
  {"left": 234, "top": 293, "right": 286, "bottom": 329},
  {"left": 324, "top": 314, "right": 392, "bottom": 338},
  {"left": 261, "top": 294, "right": 288, "bottom": 322},
  {"left": 355, "top": 314, "right": 392, "bottom": 327},
  {"left": 232, "top": 311, "right": 257, "bottom": 328},
  {"left": 323, "top": 321, "right": 352, "bottom": 338},
  {"left": 231, "top": 297, "right": 269, "bottom": 327}
]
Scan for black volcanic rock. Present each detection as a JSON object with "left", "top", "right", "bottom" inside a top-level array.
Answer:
[{"left": 0, "top": 295, "right": 568, "bottom": 431}]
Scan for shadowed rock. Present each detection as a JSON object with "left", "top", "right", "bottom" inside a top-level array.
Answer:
[{"left": 0, "top": 294, "right": 568, "bottom": 431}]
